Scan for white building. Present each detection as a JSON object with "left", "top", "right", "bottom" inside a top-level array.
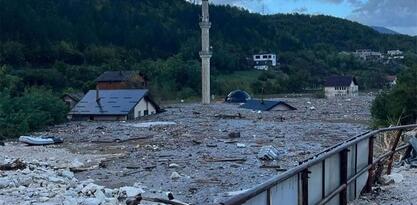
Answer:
[
  {"left": 387, "top": 50, "right": 404, "bottom": 60},
  {"left": 354, "top": 49, "right": 383, "bottom": 61},
  {"left": 253, "top": 53, "right": 278, "bottom": 70},
  {"left": 324, "top": 76, "right": 359, "bottom": 97}
]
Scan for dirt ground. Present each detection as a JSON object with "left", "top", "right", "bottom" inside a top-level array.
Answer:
[{"left": 24, "top": 95, "right": 371, "bottom": 204}]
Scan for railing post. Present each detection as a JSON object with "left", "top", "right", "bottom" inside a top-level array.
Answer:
[
  {"left": 387, "top": 129, "right": 403, "bottom": 175},
  {"left": 301, "top": 169, "right": 309, "bottom": 205},
  {"left": 340, "top": 149, "right": 348, "bottom": 205},
  {"left": 365, "top": 136, "right": 374, "bottom": 193}
]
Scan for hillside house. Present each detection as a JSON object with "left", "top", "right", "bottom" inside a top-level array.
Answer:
[
  {"left": 385, "top": 75, "right": 397, "bottom": 87},
  {"left": 62, "top": 93, "right": 84, "bottom": 109},
  {"left": 68, "top": 89, "right": 160, "bottom": 121},
  {"left": 354, "top": 49, "right": 383, "bottom": 61},
  {"left": 324, "top": 76, "right": 359, "bottom": 97},
  {"left": 387, "top": 50, "right": 404, "bottom": 60},
  {"left": 252, "top": 53, "right": 278, "bottom": 70},
  {"left": 96, "top": 71, "right": 147, "bottom": 90}
]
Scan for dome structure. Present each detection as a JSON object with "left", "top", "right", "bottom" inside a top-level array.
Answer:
[{"left": 225, "top": 90, "right": 251, "bottom": 103}]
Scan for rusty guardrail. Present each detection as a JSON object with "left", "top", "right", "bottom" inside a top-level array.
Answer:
[{"left": 220, "top": 124, "right": 417, "bottom": 205}]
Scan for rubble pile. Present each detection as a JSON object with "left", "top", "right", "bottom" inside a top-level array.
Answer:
[{"left": 0, "top": 159, "right": 146, "bottom": 205}]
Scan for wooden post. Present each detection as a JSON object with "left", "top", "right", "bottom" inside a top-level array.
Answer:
[
  {"left": 340, "top": 149, "right": 348, "bottom": 205},
  {"left": 387, "top": 130, "right": 403, "bottom": 175},
  {"left": 301, "top": 169, "right": 309, "bottom": 205},
  {"left": 365, "top": 136, "right": 374, "bottom": 193}
]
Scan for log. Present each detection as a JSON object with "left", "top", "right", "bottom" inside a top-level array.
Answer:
[
  {"left": 0, "top": 159, "right": 26, "bottom": 171},
  {"left": 142, "top": 197, "right": 189, "bottom": 205}
]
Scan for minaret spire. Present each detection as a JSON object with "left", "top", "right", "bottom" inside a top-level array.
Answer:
[{"left": 200, "top": 0, "right": 212, "bottom": 104}]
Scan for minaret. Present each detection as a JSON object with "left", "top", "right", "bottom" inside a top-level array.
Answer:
[{"left": 200, "top": 0, "right": 211, "bottom": 104}]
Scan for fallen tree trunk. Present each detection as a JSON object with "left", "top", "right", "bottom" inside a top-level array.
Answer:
[{"left": 0, "top": 159, "right": 26, "bottom": 171}]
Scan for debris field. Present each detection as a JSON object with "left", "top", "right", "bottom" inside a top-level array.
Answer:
[{"left": 1, "top": 95, "right": 374, "bottom": 204}]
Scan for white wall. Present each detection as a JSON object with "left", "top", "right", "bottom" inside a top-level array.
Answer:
[{"left": 133, "top": 98, "right": 157, "bottom": 118}]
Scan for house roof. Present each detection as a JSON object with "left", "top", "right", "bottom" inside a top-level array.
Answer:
[
  {"left": 324, "top": 76, "right": 357, "bottom": 87},
  {"left": 240, "top": 100, "right": 297, "bottom": 111},
  {"left": 62, "top": 92, "right": 84, "bottom": 102},
  {"left": 69, "top": 89, "right": 159, "bottom": 116},
  {"left": 95, "top": 71, "right": 139, "bottom": 82}
]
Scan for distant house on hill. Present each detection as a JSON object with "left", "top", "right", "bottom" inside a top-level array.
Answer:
[
  {"left": 252, "top": 53, "right": 278, "bottom": 71},
  {"left": 387, "top": 50, "right": 404, "bottom": 60},
  {"left": 385, "top": 75, "right": 397, "bottom": 87},
  {"left": 68, "top": 89, "right": 160, "bottom": 121},
  {"left": 353, "top": 49, "right": 383, "bottom": 61},
  {"left": 240, "top": 100, "right": 297, "bottom": 111},
  {"left": 324, "top": 76, "right": 359, "bottom": 97},
  {"left": 62, "top": 92, "right": 84, "bottom": 109},
  {"left": 96, "top": 71, "right": 147, "bottom": 90}
]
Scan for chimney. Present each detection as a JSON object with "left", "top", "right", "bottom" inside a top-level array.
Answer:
[{"left": 96, "top": 87, "right": 100, "bottom": 103}]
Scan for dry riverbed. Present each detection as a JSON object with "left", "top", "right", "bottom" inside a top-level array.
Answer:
[{"left": 1, "top": 95, "right": 374, "bottom": 204}]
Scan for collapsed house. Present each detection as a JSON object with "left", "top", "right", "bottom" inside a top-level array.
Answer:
[
  {"left": 225, "top": 90, "right": 252, "bottom": 103},
  {"left": 62, "top": 92, "right": 84, "bottom": 109},
  {"left": 240, "top": 99, "right": 297, "bottom": 111},
  {"left": 68, "top": 89, "right": 160, "bottom": 121}
]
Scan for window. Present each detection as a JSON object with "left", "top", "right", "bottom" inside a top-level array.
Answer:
[
  {"left": 255, "top": 55, "right": 260, "bottom": 59},
  {"left": 144, "top": 110, "right": 149, "bottom": 116},
  {"left": 138, "top": 111, "right": 141, "bottom": 116},
  {"left": 263, "top": 55, "right": 268, "bottom": 59}
]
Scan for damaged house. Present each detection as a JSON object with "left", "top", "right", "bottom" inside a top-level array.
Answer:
[
  {"left": 68, "top": 89, "right": 160, "bottom": 121},
  {"left": 96, "top": 71, "right": 147, "bottom": 90},
  {"left": 240, "top": 100, "right": 297, "bottom": 111}
]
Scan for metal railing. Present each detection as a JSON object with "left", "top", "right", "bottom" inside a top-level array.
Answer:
[{"left": 220, "top": 124, "right": 417, "bottom": 205}]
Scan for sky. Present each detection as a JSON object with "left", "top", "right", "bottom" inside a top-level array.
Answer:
[{"left": 204, "top": 0, "right": 417, "bottom": 36}]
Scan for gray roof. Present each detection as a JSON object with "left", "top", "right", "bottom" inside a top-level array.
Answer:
[
  {"left": 324, "top": 76, "right": 357, "bottom": 87},
  {"left": 95, "top": 71, "right": 137, "bottom": 82},
  {"left": 69, "top": 89, "right": 151, "bottom": 116},
  {"left": 240, "top": 100, "right": 297, "bottom": 111}
]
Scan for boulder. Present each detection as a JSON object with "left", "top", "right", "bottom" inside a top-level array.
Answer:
[
  {"left": 381, "top": 173, "right": 404, "bottom": 185},
  {"left": 170, "top": 172, "right": 181, "bottom": 180},
  {"left": 118, "top": 186, "right": 145, "bottom": 197}
]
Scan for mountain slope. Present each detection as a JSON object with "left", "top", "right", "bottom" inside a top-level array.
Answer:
[
  {"left": 0, "top": 0, "right": 416, "bottom": 96},
  {"left": 371, "top": 26, "right": 400, "bottom": 35}
]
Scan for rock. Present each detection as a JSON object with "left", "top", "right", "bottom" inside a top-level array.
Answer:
[
  {"left": 70, "top": 159, "right": 84, "bottom": 169},
  {"left": 60, "top": 169, "right": 75, "bottom": 179},
  {"left": 48, "top": 176, "right": 66, "bottom": 184},
  {"left": 104, "top": 188, "right": 115, "bottom": 197},
  {"left": 63, "top": 197, "right": 78, "bottom": 205},
  {"left": 170, "top": 172, "right": 181, "bottom": 180},
  {"left": 381, "top": 173, "right": 404, "bottom": 185},
  {"left": 39, "top": 196, "right": 50, "bottom": 202},
  {"left": 0, "top": 178, "right": 12, "bottom": 189},
  {"left": 228, "top": 132, "right": 241, "bottom": 138},
  {"left": 81, "top": 183, "right": 105, "bottom": 195},
  {"left": 119, "top": 186, "right": 145, "bottom": 197},
  {"left": 80, "top": 198, "right": 102, "bottom": 205},
  {"left": 236, "top": 143, "right": 246, "bottom": 148},
  {"left": 105, "top": 198, "right": 118, "bottom": 205},
  {"left": 168, "top": 163, "right": 180, "bottom": 169}
]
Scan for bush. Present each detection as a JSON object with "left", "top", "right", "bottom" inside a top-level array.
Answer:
[
  {"left": 0, "top": 88, "right": 68, "bottom": 138},
  {"left": 371, "top": 66, "right": 417, "bottom": 127}
]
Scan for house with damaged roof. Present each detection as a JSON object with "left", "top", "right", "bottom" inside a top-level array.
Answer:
[
  {"left": 96, "top": 71, "right": 147, "bottom": 90},
  {"left": 68, "top": 89, "right": 160, "bottom": 121},
  {"left": 324, "top": 76, "right": 358, "bottom": 97}
]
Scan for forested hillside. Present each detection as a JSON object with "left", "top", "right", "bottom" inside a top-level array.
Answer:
[{"left": 0, "top": 0, "right": 416, "bottom": 98}]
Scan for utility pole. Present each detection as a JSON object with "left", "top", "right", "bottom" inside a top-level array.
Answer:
[{"left": 200, "top": 0, "right": 212, "bottom": 104}]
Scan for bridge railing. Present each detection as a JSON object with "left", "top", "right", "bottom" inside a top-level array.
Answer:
[{"left": 220, "top": 124, "right": 417, "bottom": 205}]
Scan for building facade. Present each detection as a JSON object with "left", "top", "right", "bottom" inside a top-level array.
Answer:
[
  {"left": 253, "top": 53, "right": 278, "bottom": 70},
  {"left": 324, "top": 76, "right": 359, "bottom": 97}
]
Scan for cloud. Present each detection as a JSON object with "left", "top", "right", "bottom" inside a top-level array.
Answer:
[{"left": 348, "top": 0, "right": 417, "bottom": 35}]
